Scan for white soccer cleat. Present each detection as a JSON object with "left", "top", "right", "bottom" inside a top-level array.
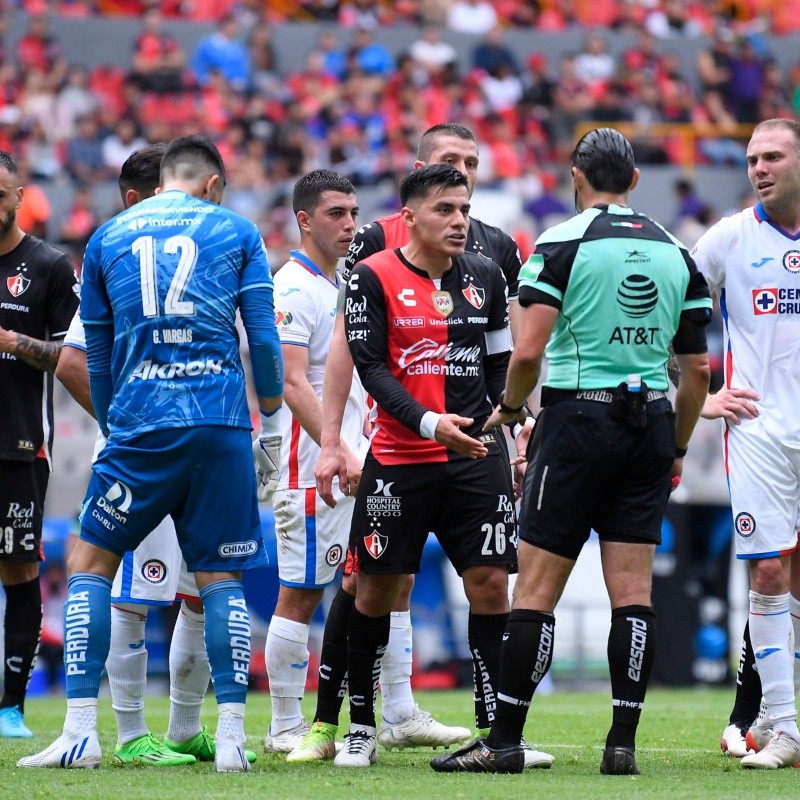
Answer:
[
  {"left": 378, "top": 706, "right": 471, "bottom": 752},
  {"left": 720, "top": 723, "right": 749, "bottom": 758},
  {"left": 745, "top": 700, "right": 774, "bottom": 753},
  {"left": 263, "top": 720, "right": 311, "bottom": 753},
  {"left": 741, "top": 731, "right": 800, "bottom": 769},
  {"left": 333, "top": 726, "right": 377, "bottom": 768},
  {"left": 215, "top": 733, "right": 252, "bottom": 772},
  {"left": 17, "top": 730, "right": 102, "bottom": 769},
  {"left": 521, "top": 739, "right": 554, "bottom": 769}
]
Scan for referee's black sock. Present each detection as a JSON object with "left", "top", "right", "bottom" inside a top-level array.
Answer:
[
  {"left": 486, "top": 609, "right": 554, "bottom": 748},
  {"left": 468, "top": 611, "right": 508, "bottom": 730},
  {"left": 605, "top": 605, "right": 656, "bottom": 750},
  {"left": 314, "top": 587, "right": 354, "bottom": 727},
  {"left": 729, "top": 621, "right": 762, "bottom": 729},
  {"left": 347, "top": 607, "right": 389, "bottom": 730},
  {"left": 1, "top": 578, "right": 42, "bottom": 713}
]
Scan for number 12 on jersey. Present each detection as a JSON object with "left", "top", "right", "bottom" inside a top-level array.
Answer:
[{"left": 133, "top": 234, "right": 198, "bottom": 318}]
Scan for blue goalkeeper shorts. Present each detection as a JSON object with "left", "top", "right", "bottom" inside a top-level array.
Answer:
[{"left": 79, "top": 426, "right": 267, "bottom": 572}]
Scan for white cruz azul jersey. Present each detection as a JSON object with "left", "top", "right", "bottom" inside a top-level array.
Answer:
[
  {"left": 692, "top": 203, "right": 800, "bottom": 444},
  {"left": 273, "top": 250, "right": 369, "bottom": 489}
]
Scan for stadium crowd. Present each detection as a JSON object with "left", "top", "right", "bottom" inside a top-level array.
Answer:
[{"left": 0, "top": 1, "right": 799, "bottom": 265}]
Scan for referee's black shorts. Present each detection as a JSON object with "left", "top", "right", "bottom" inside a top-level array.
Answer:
[{"left": 519, "top": 397, "right": 675, "bottom": 561}]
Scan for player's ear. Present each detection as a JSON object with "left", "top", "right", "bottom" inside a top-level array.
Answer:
[
  {"left": 400, "top": 205, "right": 414, "bottom": 228},
  {"left": 296, "top": 209, "right": 310, "bottom": 233},
  {"left": 124, "top": 188, "right": 140, "bottom": 208},
  {"left": 203, "top": 174, "right": 222, "bottom": 202},
  {"left": 629, "top": 167, "right": 640, "bottom": 193}
]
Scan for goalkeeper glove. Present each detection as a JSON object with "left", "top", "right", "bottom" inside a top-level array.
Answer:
[{"left": 253, "top": 434, "right": 281, "bottom": 502}]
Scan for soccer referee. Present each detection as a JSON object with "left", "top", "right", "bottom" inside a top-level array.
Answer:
[{"left": 432, "top": 127, "right": 712, "bottom": 776}]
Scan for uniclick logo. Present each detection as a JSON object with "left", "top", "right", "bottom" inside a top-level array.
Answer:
[{"left": 617, "top": 274, "right": 658, "bottom": 318}]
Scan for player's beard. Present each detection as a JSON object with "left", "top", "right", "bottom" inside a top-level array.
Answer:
[{"left": 0, "top": 208, "right": 16, "bottom": 238}]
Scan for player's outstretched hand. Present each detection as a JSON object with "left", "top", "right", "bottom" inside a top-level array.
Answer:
[
  {"left": 316, "top": 440, "right": 347, "bottom": 508},
  {"left": 254, "top": 435, "right": 281, "bottom": 502},
  {"left": 701, "top": 387, "right": 759, "bottom": 424},
  {"left": 435, "top": 414, "right": 488, "bottom": 459}
]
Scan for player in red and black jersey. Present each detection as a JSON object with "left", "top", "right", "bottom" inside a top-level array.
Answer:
[
  {"left": 0, "top": 151, "right": 78, "bottom": 738},
  {"left": 330, "top": 164, "right": 520, "bottom": 768},
  {"left": 295, "top": 124, "right": 548, "bottom": 766}
]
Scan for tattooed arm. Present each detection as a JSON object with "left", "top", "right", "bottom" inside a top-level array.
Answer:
[{"left": 0, "top": 325, "right": 63, "bottom": 372}]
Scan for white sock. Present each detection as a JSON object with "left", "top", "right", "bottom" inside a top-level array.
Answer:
[
  {"left": 749, "top": 591, "right": 799, "bottom": 737},
  {"left": 106, "top": 604, "right": 148, "bottom": 745},
  {"left": 167, "top": 603, "right": 210, "bottom": 743},
  {"left": 791, "top": 595, "right": 800, "bottom": 698},
  {"left": 64, "top": 698, "right": 98, "bottom": 734},
  {"left": 217, "top": 701, "right": 245, "bottom": 741},
  {"left": 265, "top": 616, "right": 309, "bottom": 735},
  {"left": 380, "top": 611, "right": 415, "bottom": 723}
]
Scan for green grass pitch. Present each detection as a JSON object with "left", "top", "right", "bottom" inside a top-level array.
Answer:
[{"left": 2, "top": 688, "right": 796, "bottom": 799}]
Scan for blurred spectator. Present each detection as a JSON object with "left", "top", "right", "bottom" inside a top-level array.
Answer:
[
  {"left": 314, "top": 28, "right": 347, "bottom": 80},
  {"left": 102, "top": 117, "right": 147, "bottom": 173},
  {"left": 130, "top": 8, "right": 186, "bottom": 94},
  {"left": 478, "top": 61, "right": 524, "bottom": 114},
  {"left": 23, "top": 119, "right": 63, "bottom": 182},
  {"left": 524, "top": 170, "right": 570, "bottom": 227},
  {"left": 55, "top": 64, "right": 98, "bottom": 141},
  {"left": 574, "top": 31, "right": 616, "bottom": 85},
  {"left": 446, "top": 0, "right": 498, "bottom": 35},
  {"left": 472, "top": 26, "right": 519, "bottom": 76},
  {"left": 248, "top": 24, "right": 285, "bottom": 101},
  {"left": 65, "top": 113, "right": 114, "bottom": 185},
  {"left": 190, "top": 13, "right": 250, "bottom": 92},
  {"left": 550, "top": 53, "right": 593, "bottom": 160},
  {"left": 408, "top": 25, "right": 457, "bottom": 77},
  {"left": 300, "top": 0, "right": 340, "bottom": 22},
  {"left": 645, "top": 0, "right": 705, "bottom": 38},
  {"left": 758, "top": 58, "right": 792, "bottom": 120},
  {"left": 696, "top": 31, "right": 733, "bottom": 99},
  {"left": 15, "top": 157, "right": 51, "bottom": 240},
  {"left": 673, "top": 177, "right": 706, "bottom": 226},
  {"left": 58, "top": 184, "right": 99, "bottom": 264},
  {"left": 338, "top": 0, "right": 385, "bottom": 29},
  {"left": 349, "top": 27, "right": 395, "bottom": 77},
  {"left": 15, "top": 12, "right": 67, "bottom": 89},
  {"left": 728, "top": 38, "right": 764, "bottom": 123},
  {"left": 18, "top": 69, "right": 58, "bottom": 135}
]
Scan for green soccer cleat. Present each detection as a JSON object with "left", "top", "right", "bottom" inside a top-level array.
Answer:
[
  {"left": 113, "top": 733, "right": 197, "bottom": 766},
  {"left": 286, "top": 721, "right": 338, "bottom": 762},
  {"left": 164, "top": 726, "right": 256, "bottom": 764}
]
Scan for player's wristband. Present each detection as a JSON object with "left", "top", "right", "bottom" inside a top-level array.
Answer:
[
  {"left": 260, "top": 406, "right": 282, "bottom": 438},
  {"left": 675, "top": 445, "right": 688, "bottom": 458},
  {"left": 419, "top": 411, "right": 442, "bottom": 441}
]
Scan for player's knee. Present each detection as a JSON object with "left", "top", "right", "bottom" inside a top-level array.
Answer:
[{"left": 462, "top": 567, "right": 509, "bottom": 612}]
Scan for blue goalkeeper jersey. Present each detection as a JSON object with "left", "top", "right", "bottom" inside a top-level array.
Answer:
[{"left": 80, "top": 189, "right": 274, "bottom": 438}]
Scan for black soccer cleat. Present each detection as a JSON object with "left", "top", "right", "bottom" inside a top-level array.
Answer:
[
  {"left": 600, "top": 746, "right": 640, "bottom": 775},
  {"left": 430, "top": 738, "right": 524, "bottom": 774}
]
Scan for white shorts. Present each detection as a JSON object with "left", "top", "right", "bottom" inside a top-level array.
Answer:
[
  {"left": 726, "top": 419, "right": 800, "bottom": 559},
  {"left": 111, "top": 516, "right": 199, "bottom": 605},
  {"left": 272, "top": 485, "right": 353, "bottom": 588}
]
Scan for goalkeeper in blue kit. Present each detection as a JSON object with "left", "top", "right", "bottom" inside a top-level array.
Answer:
[{"left": 19, "top": 136, "right": 283, "bottom": 772}]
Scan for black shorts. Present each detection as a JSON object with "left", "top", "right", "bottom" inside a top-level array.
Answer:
[
  {"left": 349, "top": 448, "right": 517, "bottom": 576},
  {"left": 0, "top": 459, "right": 49, "bottom": 563},
  {"left": 519, "top": 398, "right": 675, "bottom": 561}
]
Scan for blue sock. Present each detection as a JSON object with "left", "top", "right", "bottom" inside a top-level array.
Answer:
[
  {"left": 199, "top": 580, "right": 250, "bottom": 705},
  {"left": 64, "top": 573, "right": 113, "bottom": 699}
]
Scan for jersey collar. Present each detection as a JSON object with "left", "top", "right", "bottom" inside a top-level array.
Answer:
[
  {"left": 753, "top": 202, "right": 800, "bottom": 240},
  {"left": 289, "top": 249, "right": 340, "bottom": 288}
]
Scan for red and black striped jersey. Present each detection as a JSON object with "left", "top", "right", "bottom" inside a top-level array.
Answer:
[{"left": 344, "top": 248, "right": 511, "bottom": 465}]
